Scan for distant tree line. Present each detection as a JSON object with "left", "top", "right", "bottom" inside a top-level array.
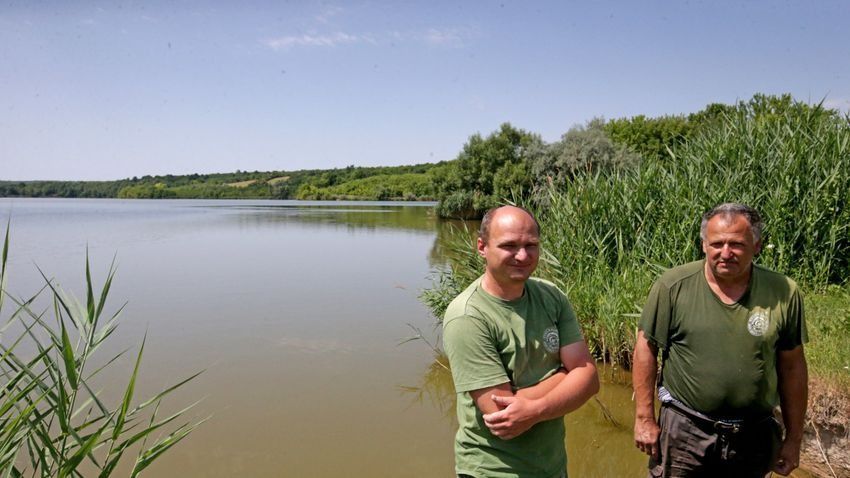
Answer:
[
  {"left": 0, "top": 164, "right": 441, "bottom": 201},
  {"left": 5, "top": 94, "right": 839, "bottom": 219}
]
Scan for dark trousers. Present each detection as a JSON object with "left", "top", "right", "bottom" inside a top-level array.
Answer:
[{"left": 649, "top": 404, "right": 782, "bottom": 478}]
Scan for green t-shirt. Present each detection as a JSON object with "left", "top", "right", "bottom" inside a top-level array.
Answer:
[
  {"left": 443, "top": 277, "right": 584, "bottom": 478},
  {"left": 640, "top": 260, "right": 807, "bottom": 417}
]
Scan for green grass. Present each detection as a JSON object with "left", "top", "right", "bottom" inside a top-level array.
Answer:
[
  {"left": 805, "top": 286, "right": 850, "bottom": 390},
  {"left": 0, "top": 225, "right": 205, "bottom": 477}
]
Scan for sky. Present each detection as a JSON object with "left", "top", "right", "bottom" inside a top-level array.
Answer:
[{"left": 1, "top": 1, "right": 849, "bottom": 181}]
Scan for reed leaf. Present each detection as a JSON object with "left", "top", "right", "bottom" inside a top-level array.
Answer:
[{"left": 0, "top": 227, "right": 202, "bottom": 476}]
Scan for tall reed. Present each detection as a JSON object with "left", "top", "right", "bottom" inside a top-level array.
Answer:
[{"left": 0, "top": 225, "right": 204, "bottom": 477}]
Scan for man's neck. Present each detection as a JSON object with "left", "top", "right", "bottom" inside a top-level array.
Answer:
[
  {"left": 480, "top": 274, "right": 525, "bottom": 301},
  {"left": 704, "top": 262, "right": 751, "bottom": 304}
]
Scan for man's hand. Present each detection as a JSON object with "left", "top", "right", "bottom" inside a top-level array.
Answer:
[
  {"left": 634, "top": 416, "right": 660, "bottom": 459},
  {"left": 482, "top": 395, "right": 540, "bottom": 440},
  {"left": 772, "top": 438, "right": 801, "bottom": 476}
]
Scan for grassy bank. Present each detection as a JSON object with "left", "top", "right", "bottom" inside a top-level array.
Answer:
[{"left": 805, "top": 287, "right": 850, "bottom": 429}]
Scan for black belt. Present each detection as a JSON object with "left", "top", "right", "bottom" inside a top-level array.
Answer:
[{"left": 661, "top": 401, "right": 771, "bottom": 435}]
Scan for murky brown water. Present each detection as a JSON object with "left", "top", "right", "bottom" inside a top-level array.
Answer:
[{"left": 0, "top": 198, "right": 669, "bottom": 477}]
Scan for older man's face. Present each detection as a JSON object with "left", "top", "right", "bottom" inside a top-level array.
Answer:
[{"left": 702, "top": 214, "right": 761, "bottom": 284}]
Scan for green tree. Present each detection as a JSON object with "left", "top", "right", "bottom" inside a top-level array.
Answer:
[
  {"left": 435, "top": 123, "right": 542, "bottom": 218},
  {"left": 603, "top": 114, "right": 692, "bottom": 161},
  {"left": 531, "top": 118, "right": 639, "bottom": 194}
]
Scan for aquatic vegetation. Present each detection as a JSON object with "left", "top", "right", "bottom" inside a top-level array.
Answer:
[{"left": 0, "top": 225, "right": 204, "bottom": 477}]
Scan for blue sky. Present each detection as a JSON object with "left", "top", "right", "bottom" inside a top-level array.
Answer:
[{"left": 2, "top": 1, "right": 848, "bottom": 181}]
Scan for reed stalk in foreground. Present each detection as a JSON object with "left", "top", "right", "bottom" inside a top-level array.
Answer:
[{"left": 0, "top": 225, "right": 205, "bottom": 477}]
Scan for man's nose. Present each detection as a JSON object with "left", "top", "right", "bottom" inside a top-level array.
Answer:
[
  {"left": 721, "top": 244, "right": 734, "bottom": 257},
  {"left": 515, "top": 247, "right": 528, "bottom": 261}
]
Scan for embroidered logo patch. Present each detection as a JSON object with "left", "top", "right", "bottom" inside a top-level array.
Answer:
[
  {"left": 543, "top": 327, "right": 560, "bottom": 353},
  {"left": 747, "top": 310, "right": 769, "bottom": 337}
]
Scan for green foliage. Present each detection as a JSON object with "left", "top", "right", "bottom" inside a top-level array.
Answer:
[
  {"left": 424, "top": 94, "right": 850, "bottom": 370},
  {"left": 419, "top": 225, "right": 483, "bottom": 322},
  {"left": 2, "top": 163, "right": 442, "bottom": 202},
  {"left": 531, "top": 118, "right": 640, "bottom": 195},
  {"left": 294, "top": 173, "right": 434, "bottom": 201},
  {"left": 434, "top": 123, "right": 543, "bottom": 218},
  {"left": 0, "top": 227, "right": 204, "bottom": 477},
  {"left": 805, "top": 286, "right": 850, "bottom": 389},
  {"left": 117, "top": 183, "right": 178, "bottom": 199},
  {"left": 493, "top": 160, "right": 533, "bottom": 200},
  {"left": 603, "top": 114, "right": 693, "bottom": 161},
  {"left": 0, "top": 181, "right": 129, "bottom": 198}
]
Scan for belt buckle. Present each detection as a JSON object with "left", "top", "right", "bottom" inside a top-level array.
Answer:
[{"left": 714, "top": 421, "right": 741, "bottom": 434}]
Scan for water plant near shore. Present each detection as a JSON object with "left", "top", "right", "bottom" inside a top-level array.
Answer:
[{"left": 0, "top": 226, "right": 204, "bottom": 477}]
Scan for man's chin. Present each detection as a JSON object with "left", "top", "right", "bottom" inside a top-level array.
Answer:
[
  {"left": 508, "top": 272, "right": 532, "bottom": 282},
  {"left": 713, "top": 265, "right": 744, "bottom": 279}
]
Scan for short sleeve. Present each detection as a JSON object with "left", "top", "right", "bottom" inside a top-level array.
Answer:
[
  {"left": 777, "top": 287, "right": 808, "bottom": 350},
  {"left": 640, "top": 279, "right": 672, "bottom": 350},
  {"left": 556, "top": 292, "right": 584, "bottom": 347},
  {"left": 443, "top": 316, "right": 509, "bottom": 393}
]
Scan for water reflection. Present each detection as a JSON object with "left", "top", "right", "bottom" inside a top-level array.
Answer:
[
  {"left": 219, "top": 202, "right": 439, "bottom": 234},
  {"left": 399, "top": 350, "right": 456, "bottom": 423},
  {"left": 404, "top": 350, "right": 649, "bottom": 477},
  {"left": 427, "top": 218, "right": 479, "bottom": 268}
]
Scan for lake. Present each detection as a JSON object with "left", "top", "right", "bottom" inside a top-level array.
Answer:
[{"left": 0, "top": 198, "right": 646, "bottom": 477}]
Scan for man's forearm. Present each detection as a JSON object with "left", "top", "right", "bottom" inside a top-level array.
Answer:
[
  {"left": 633, "top": 331, "right": 659, "bottom": 420},
  {"left": 482, "top": 341, "right": 599, "bottom": 439},
  {"left": 515, "top": 369, "right": 567, "bottom": 400},
  {"left": 529, "top": 361, "right": 598, "bottom": 421}
]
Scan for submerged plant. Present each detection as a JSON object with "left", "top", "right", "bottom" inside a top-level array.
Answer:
[{"left": 0, "top": 224, "right": 205, "bottom": 477}]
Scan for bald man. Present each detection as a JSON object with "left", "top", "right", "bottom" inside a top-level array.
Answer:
[{"left": 443, "top": 205, "right": 599, "bottom": 478}]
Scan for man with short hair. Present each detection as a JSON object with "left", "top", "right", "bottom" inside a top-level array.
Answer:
[
  {"left": 443, "top": 205, "right": 599, "bottom": 478},
  {"left": 633, "top": 203, "right": 808, "bottom": 477}
]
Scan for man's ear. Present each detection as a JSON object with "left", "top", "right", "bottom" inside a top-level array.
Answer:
[
  {"left": 701, "top": 240, "right": 707, "bottom": 255},
  {"left": 477, "top": 237, "right": 487, "bottom": 257},
  {"left": 754, "top": 239, "right": 762, "bottom": 256}
]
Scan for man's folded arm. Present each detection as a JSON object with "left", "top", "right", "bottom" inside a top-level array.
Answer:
[
  {"left": 478, "top": 341, "right": 599, "bottom": 439},
  {"left": 469, "top": 368, "right": 569, "bottom": 414}
]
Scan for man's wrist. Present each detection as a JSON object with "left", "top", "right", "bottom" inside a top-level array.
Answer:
[{"left": 635, "top": 406, "right": 656, "bottom": 421}]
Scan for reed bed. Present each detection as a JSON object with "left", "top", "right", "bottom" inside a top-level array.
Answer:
[{"left": 424, "top": 99, "right": 850, "bottom": 369}]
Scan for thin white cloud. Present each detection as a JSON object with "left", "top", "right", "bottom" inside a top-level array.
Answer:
[
  {"left": 265, "top": 32, "right": 363, "bottom": 50},
  {"left": 423, "top": 27, "right": 476, "bottom": 47},
  {"left": 263, "top": 25, "right": 474, "bottom": 52}
]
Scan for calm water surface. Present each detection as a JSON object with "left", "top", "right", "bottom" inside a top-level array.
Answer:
[{"left": 1, "top": 198, "right": 646, "bottom": 477}]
